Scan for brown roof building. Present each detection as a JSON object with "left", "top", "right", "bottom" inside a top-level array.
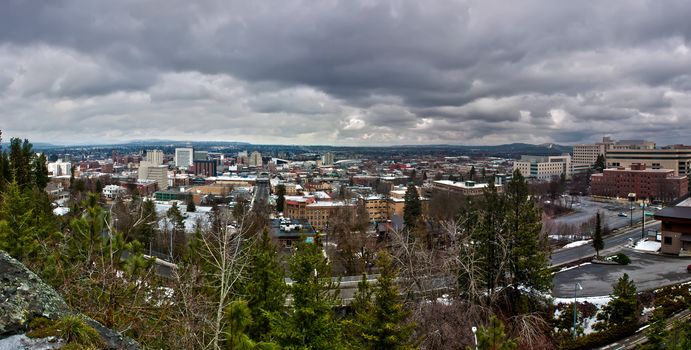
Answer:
[
  {"left": 654, "top": 206, "right": 691, "bottom": 255},
  {"left": 590, "top": 163, "right": 688, "bottom": 202}
]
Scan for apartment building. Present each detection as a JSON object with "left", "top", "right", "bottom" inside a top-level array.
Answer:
[{"left": 513, "top": 154, "right": 572, "bottom": 181}]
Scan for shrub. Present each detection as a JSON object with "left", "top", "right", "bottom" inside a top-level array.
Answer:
[
  {"left": 28, "top": 315, "right": 103, "bottom": 347},
  {"left": 610, "top": 253, "right": 630, "bottom": 265},
  {"left": 559, "top": 322, "right": 638, "bottom": 350},
  {"left": 653, "top": 284, "right": 691, "bottom": 317}
]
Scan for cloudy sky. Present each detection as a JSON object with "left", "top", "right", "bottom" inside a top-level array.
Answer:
[{"left": 1, "top": 0, "right": 690, "bottom": 146}]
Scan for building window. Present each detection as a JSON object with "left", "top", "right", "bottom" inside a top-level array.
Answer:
[{"left": 663, "top": 236, "right": 672, "bottom": 245}]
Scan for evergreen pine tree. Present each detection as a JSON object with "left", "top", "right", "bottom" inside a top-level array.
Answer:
[
  {"left": 275, "top": 184, "right": 286, "bottom": 212},
  {"left": 186, "top": 200, "right": 196, "bottom": 212},
  {"left": 594, "top": 273, "right": 639, "bottom": 330},
  {"left": 639, "top": 309, "right": 666, "bottom": 350},
  {"left": 244, "top": 229, "right": 286, "bottom": 341},
  {"left": 225, "top": 300, "right": 280, "bottom": 350},
  {"left": 505, "top": 169, "right": 551, "bottom": 295},
  {"left": 350, "top": 251, "right": 416, "bottom": 350},
  {"left": 403, "top": 184, "right": 421, "bottom": 229},
  {"left": 469, "top": 166, "right": 476, "bottom": 180},
  {"left": 594, "top": 154, "right": 606, "bottom": 172},
  {"left": 270, "top": 241, "right": 343, "bottom": 349},
  {"left": 132, "top": 199, "right": 157, "bottom": 247},
  {"left": 31, "top": 153, "right": 49, "bottom": 190},
  {"left": 0, "top": 180, "right": 41, "bottom": 260},
  {"left": 593, "top": 212, "right": 604, "bottom": 259},
  {"left": 468, "top": 315, "right": 517, "bottom": 350}
]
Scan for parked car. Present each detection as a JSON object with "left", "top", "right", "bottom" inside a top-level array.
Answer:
[
  {"left": 618, "top": 212, "right": 628, "bottom": 217},
  {"left": 687, "top": 264, "right": 691, "bottom": 273}
]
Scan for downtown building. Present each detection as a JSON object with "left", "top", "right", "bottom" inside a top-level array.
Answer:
[
  {"left": 572, "top": 137, "right": 656, "bottom": 167},
  {"left": 513, "top": 154, "right": 572, "bottom": 181},
  {"left": 175, "top": 148, "right": 194, "bottom": 168},
  {"left": 590, "top": 163, "right": 688, "bottom": 201},
  {"left": 605, "top": 145, "right": 691, "bottom": 177}
]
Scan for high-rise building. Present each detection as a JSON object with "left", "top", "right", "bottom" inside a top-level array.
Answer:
[
  {"left": 193, "top": 150, "right": 209, "bottom": 161},
  {"left": 175, "top": 148, "right": 194, "bottom": 168},
  {"left": 237, "top": 151, "right": 248, "bottom": 166},
  {"left": 193, "top": 160, "right": 217, "bottom": 177},
  {"left": 513, "top": 154, "right": 572, "bottom": 181},
  {"left": 249, "top": 151, "right": 262, "bottom": 167},
  {"left": 146, "top": 150, "right": 164, "bottom": 165},
  {"left": 321, "top": 152, "right": 335, "bottom": 166},
  {"left": 139, "top": 163, "right": 168, "bottom": 190}
]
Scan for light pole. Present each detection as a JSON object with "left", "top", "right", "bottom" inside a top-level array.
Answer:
[
  {"left": 641, "top": 200, "right": 647, "bottom": 239},
  {"left": 628, "top": 193, "right": 636, "bottom": 227},
  {"left": 573, "top": 282, "right": 583, "bottom": 339},
  {"left": 471, "top": 326, "right": 478, "bottom": 350}
]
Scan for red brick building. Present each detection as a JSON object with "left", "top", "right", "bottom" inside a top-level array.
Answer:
[{"left": 590, "top": 163, "right": 688, "bottom": 201}]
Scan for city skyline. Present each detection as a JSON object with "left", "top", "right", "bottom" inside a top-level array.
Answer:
[{"left": 2, "top": 1, "right": 691, "bottom": 145}]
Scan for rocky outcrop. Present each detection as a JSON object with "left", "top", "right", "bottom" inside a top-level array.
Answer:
[{"left": 0, "top": 251, "right": 140, "bottom": 349}]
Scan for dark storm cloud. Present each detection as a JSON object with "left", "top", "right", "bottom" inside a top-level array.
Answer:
[{"left": 1, "top": 0, "right": 691, "bottom": 145}]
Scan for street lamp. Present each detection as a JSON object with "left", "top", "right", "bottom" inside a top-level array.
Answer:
[
  {"left": 573, "top": 282, "right": 583, "bottom": 339},
  {"left": 628, "top": 193, "right": 636, "bottom": 227},
  {"left": 471, "top": 326, "right": 478, "bottom": 350},
  {"left": 641, "top": 200, "right": 648, "bottom": 239}
]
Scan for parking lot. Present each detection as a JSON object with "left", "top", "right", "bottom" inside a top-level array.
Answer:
[
  {"left": 547, "top": 196, "right": 660, "bottom": 236},
  {"left": 552, "top": 250, "right": 691, "bottom": 297}
]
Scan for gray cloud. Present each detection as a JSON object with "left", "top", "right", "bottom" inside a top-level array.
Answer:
[{"left": 1, "top": 0, "right": 691, "bottom": 145}]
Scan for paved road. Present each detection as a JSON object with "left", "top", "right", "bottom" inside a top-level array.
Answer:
[
  {"left": 551, "top": 222, "right": 661, "bottom": 266},
  {"left": 553, "top": 250, "right": 691, "bottom": 297},
  {"left": 251, "top": 178, "right": 271, "bottom": 210}
]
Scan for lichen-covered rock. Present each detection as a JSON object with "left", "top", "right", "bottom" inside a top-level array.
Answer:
[
  {"left": 0, "top": 251, "right": 69, "bottom": 336},
  {"left": 0, "top": 251, "right": 140, "bottom": 349}
]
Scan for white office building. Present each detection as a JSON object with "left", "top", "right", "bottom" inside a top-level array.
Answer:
[
  {"left": 513, "top": 154, "right": 572, "bottom": 181},
  {"left": 47, "top": 160, "right": 72, "bottom": 176},
  {"left": 175, "top": 148, "right": 194, "bottom": 168}
]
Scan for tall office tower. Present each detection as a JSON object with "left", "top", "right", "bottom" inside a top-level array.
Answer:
[
  {"left": 139, "top": 164, "right": 169, "bottom": 190},
  {"left": 321, "top": 152, "right": 335, "bottom": 166},
  {"left": 249, "top": 151, "right": 263, "bottom": 167},
  {"left": 146, "top": 149, "right": 164, "bottom": 165},
  {"left": 175, "top": 148, "right": 194, "bottom": 168}
]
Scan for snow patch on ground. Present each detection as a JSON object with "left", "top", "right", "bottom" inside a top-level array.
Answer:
[
  {"left": 552, "top": 295, "right": 611, "bottom": 335},
  {"left": 633, "top": 240, "right": 661, "bottom": 252},
  {"left": 563, "top": 240, "right": 592, "bottom": 249},
  {"left": 553, "top": 295, "right": 611, "bottom": 306},
  {"left": 556, "top": 262, "right": 592, "bottom": 273}
]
